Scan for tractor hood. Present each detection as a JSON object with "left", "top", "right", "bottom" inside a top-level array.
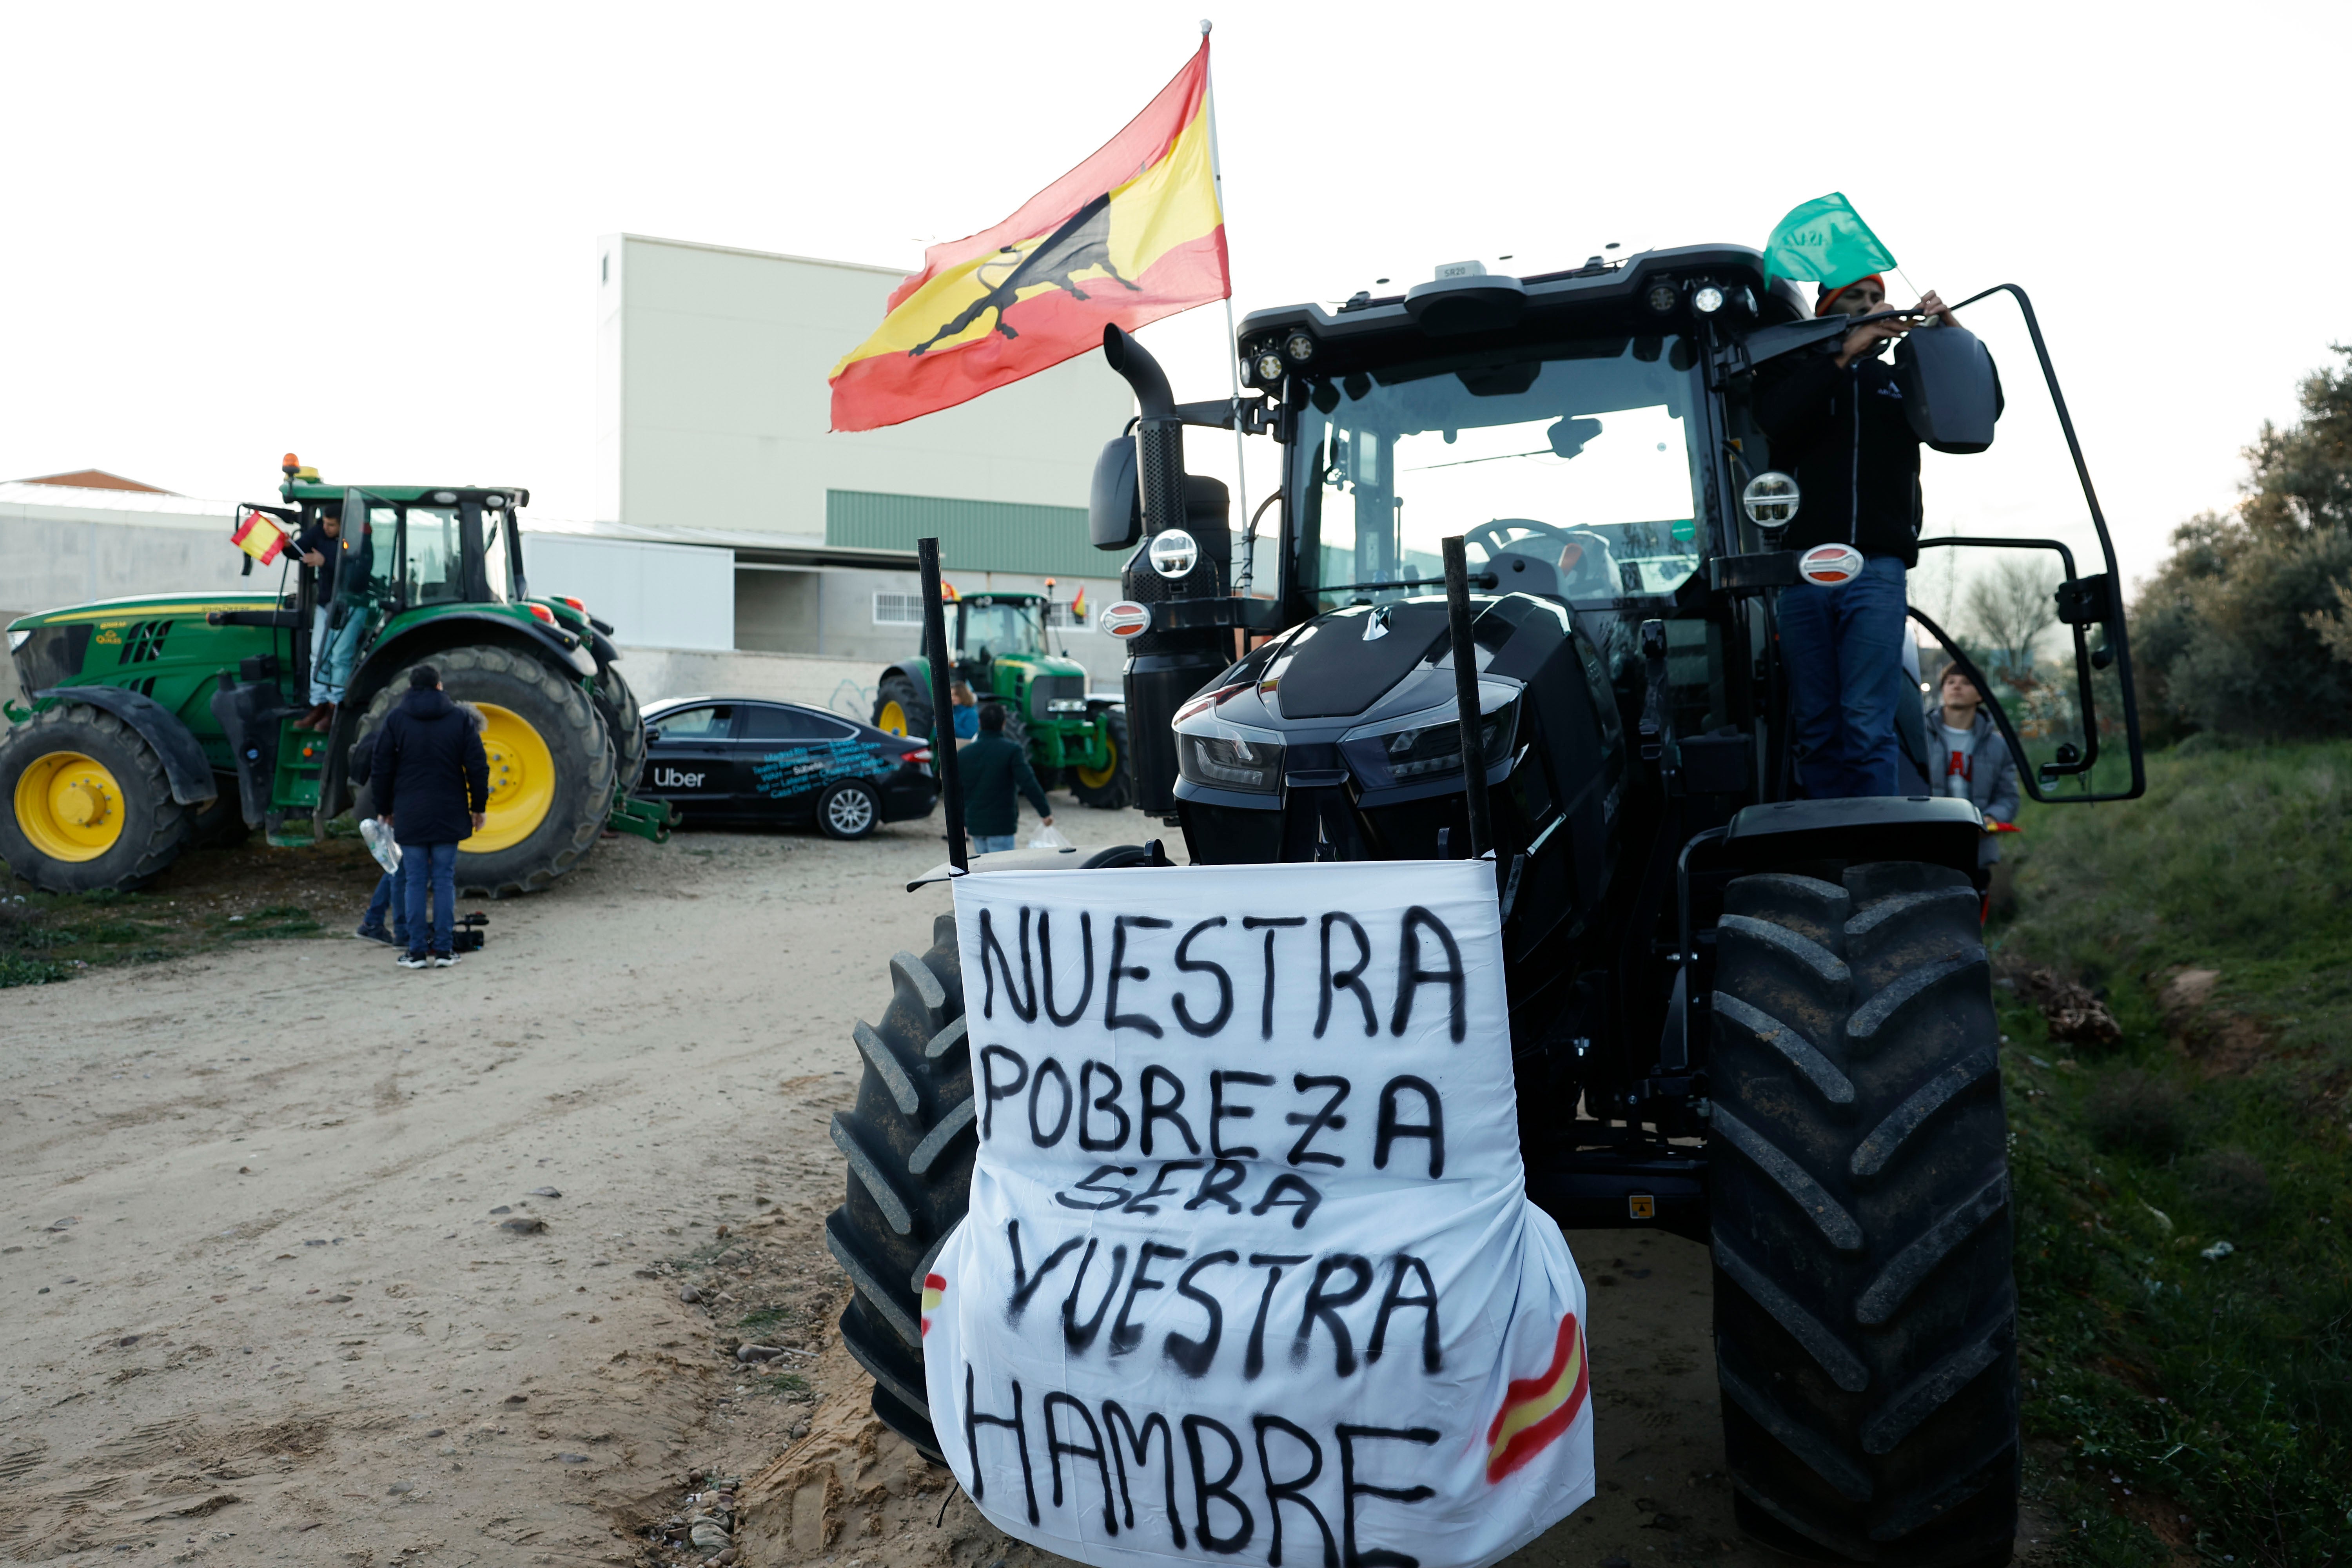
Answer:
[
  {"left": 993, "top": 649, "right": 1091, "bottom": 681},
  {"left": 1169, "top": 594, "right": 1546, "bottom": 808}
]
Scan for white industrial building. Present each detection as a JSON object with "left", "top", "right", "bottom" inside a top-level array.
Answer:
[{"left": 572, "top": 232, "right": 1138, "bottom": 681}]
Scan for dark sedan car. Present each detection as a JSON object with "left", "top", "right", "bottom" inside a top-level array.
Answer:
[{"left": 639, "top": 696, "right": 937, "bottom": 839}]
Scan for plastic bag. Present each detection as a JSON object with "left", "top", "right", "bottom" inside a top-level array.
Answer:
[
  {"left": 359, "top": 816, "right": 402, "bottom": 874},
  {"left": 1026, "top": 825, "right": 1073, "bottom": 851}
]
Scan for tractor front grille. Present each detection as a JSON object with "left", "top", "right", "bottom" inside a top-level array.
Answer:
[{"left": 1029, "top": 675, "right": 1086, "bottom": 721}]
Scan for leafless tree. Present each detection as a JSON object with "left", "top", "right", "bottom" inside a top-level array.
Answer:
[{"left": 1964, "top": 556, "right": 2063, "bottom": 673}]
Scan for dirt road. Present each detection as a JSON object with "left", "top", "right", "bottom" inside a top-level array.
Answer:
[{"left": 1, "top": 811, "right": 2051, "bottom": 1567}]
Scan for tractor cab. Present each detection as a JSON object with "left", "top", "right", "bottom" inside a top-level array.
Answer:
[{"left": 950, "top": 593, "right": 1050, "bottom": 676}]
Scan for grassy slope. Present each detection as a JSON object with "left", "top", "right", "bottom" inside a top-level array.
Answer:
[{"left": 1996, "top": 741, "right": 2352, "bottom": 1564}]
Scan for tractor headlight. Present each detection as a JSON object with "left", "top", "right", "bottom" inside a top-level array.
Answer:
[
  {"left": 1645, "top": 282, "right": 1679, "bottom": 314},
  {"left": 1338, "top": 697, "right": 1518, "bottom": 789},
  {"left": 1283, "top": 332, "right": 1315, "bottom": 364},
  {"left": 1149, "top": 528, "right": 1200, "bottom": 579},
  {"left": 1177, "top": 732, "right": 1283, "bottom": 793},
  {"left": 1691, "top": 284, "right": 1726, "bottom": 315},
  {"left": 1741, "top": 471, "right": 1800, "bottom": 531},
  {"left": 1254, "top": 351, "right": 1285, "bottom": 384}
]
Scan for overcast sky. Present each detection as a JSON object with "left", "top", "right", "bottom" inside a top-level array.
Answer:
[{"left": 3, "top": 1, "right": 2343, "bottom": 597}]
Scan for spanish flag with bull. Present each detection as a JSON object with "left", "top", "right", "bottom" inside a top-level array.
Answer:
[{"left": 828, "top": 38, "right": 1232, "bottom": 432}]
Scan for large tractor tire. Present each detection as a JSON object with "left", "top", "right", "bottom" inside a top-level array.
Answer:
[
  {"left": 1068, "top": 708, "right": 1133, "bottom": 809},
  {"left": 350, "top": 646, "right": 615, "bottom": 899},
  {"left": 825, "top": 846, "right": 1148, "bottom": 1459},
  {"left": 872, "top": 672, "right": 933, "bottom": 742},
  {"left": 1708, "top": 862, "right": 2016, "bottom": 1566},
  {"left": 0, "top": 704, "right": 189, "bottom": 893},
  {"left": 593, "top": 661, "right": 648, "bottom": 792},
  {"left": 824, "top": 911, "right": 973, "bottom": 1461}
]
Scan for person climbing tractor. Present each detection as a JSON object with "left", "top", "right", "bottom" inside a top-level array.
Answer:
[{"left": 1756, "top": 276, "right": 1986, "bottom": 797}]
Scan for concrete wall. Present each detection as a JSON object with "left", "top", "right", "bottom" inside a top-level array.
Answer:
[
  {"left": 1, "top": 509, "right": 250, "bottom": 611},
  {"left": 595, "top": 234, "right": 1136, "bottom": 538},
  {"left": 524, "top": 532, "right": 735, "bottom": 650}
]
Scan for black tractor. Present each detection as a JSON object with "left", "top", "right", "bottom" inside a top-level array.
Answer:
[{"left": 825, "top": 245, "right": 2143, "bottom": 1565}]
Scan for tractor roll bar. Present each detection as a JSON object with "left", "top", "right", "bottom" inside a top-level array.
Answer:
[
  {"left": 916, "top": 537, "right": 968, "bottom": 873},
  {"left": 1442, "top": 535, "right": 1495, "bottom": 861}
]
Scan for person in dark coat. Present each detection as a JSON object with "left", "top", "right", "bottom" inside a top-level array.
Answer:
[
  {"left": 1755, "top": 275, "right": 1990, "bottom": 798},
  {"left": 370, "top": 665, "right": 489, "bottom": 968},
  {"left": 959, "top": 702, "right": 1051, "bottom": 854}
]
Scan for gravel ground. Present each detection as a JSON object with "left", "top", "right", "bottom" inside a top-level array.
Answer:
[{"left": 0, "top": 802, "right": 2056, "bottom": 1566}]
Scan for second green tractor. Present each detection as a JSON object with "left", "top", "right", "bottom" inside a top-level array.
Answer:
[{"left": 870, "top": 590, "right": 1131, "bottom": 809}]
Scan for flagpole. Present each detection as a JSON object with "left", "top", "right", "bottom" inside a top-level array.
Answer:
[{"left": 1200, "top": 17, "right": 1252, "bottom": 597}]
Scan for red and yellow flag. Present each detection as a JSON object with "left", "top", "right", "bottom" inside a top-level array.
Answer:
[
  {"left": 231, "top": 506, "right": 288, "bottom": 565},
  {"left": 829, "top": 39, "right": 1230, "bottom": 433},
  {"left": 1485, "top": 1312, "right": 1590, "bottom": 1483}
]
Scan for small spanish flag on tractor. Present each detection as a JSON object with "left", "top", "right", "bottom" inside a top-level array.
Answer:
[
  {"left": 1069, "top": 587, "right": 1087, "bottom": 621},
  {"left": 1485, "top": 1311, "right": 1590, "bottom": 1483},
  {"left": 828, "top": 37, "right": 1231, "bottom": 433},
  {"left": 921, "top": 1273, "right": 946, "bottom": 1337},
  {"left": 231, "top": 506, "right": 288, "bottom": 566}
]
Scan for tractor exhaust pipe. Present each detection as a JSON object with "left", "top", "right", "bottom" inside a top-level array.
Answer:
[{"left": 1100, "top": 325, "right": 1228, "bottom": 818}]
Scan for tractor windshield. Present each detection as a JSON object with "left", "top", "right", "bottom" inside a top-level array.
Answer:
[
  {"left": 1292, "top": 336, "right": 1711, "bottom": 610},
  {"left": 959, "top": 601, "right": 1044, "bottom": 661}
]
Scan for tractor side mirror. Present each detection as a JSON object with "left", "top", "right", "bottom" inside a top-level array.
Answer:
[
  {"left": 642, "top": 727, "right": 661, "bottom": 744},
  {"left": 1089, "top": 435, "right": 1143, "bottom": 551},
  {"left": 1894, "top": 326, "right": 2002, "bottom": 454}
]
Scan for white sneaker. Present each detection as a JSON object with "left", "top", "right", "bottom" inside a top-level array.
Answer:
[
  {"left": 396, "top": 954, "right": 429, "bottom": 970},
  {"left": 431, "top": 953, "right": 461, "bottom": 968}
]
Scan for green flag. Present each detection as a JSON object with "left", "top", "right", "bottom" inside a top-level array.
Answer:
[{"left": 1762, "top": 192, "right": 1898, "bottom": 292}]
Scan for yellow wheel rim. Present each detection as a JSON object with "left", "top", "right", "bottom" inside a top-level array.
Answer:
[
  {"left": 13, "top": 750, "right": 126, "bottom": 862},
  {"left": 1075, "top": 737, "right": 1120, "bottom": 791},
  {"left": 877, "top": 700, "right": 909, "bottom": 737},
  {"left": 470, "top": 702, "right": 555, "bottom": 853}
]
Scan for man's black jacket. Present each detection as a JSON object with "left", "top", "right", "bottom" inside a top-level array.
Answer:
[
  {"left": 957, "top": 732, "right": 1049, "bottom": 837},
  {"left": 1753, "top": 347, "right": 1933, "bottom": 565},
  {"left": 372, "top": 688, "right": 490, "bottom": 847}
]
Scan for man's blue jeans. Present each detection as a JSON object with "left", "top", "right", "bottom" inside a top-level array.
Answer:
[
  {"left": 972, "top": 834, "right": 1017, "bottom": 855},
  {"left": 312, "top": 604, "right": 363, "bottom": 704},
  {"left": 363, "top": 861, "right": 407, "bottom": 943},
  {"left": 402, "top": 842, "right": 460, "bottom": 958},
  {"left": 1778, "top": 555, "right": 1909, "bottom": 799}
]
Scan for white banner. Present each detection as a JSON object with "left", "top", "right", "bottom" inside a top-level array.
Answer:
[{"left": 924, "top": 860, "right": 1594, "bottom": 1568}]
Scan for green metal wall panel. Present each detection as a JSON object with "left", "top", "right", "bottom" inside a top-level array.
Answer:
[{"left": 824, "top": 490, "right": 1105, "bottom": 580}]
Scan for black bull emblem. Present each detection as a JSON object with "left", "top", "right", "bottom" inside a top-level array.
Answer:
[{"left": 907, "top": 191, "right": 1142, "bottom": 356}]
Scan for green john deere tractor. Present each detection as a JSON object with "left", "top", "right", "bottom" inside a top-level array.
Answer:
[
  {"left": 870, "top": 589, "right": 1132, "bottom": 808},
  {"left": 0, "top": 456, "right": 673, "bottom": 897}
]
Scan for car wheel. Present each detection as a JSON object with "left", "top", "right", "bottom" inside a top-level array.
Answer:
[{"left": 818, "top": 780, "right": 881, "bottom": 840}]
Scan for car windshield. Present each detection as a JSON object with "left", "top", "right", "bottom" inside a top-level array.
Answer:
[
  {"left": 960, "top": 601, "right": 1042, "bottom": 659},
  {"left": 1292, "top": 337, "right": 1710, "bottom": 610}
]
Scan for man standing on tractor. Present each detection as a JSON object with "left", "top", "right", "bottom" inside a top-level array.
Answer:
[
  {"left": 292, "top": 504, "right": 368, "bottom": 732},
  {"left": 1756, "top": 277, "right": 1978, "bottom": 797},
  {"left": 372, "top": 665, "right": 489, "bottom": 969}
]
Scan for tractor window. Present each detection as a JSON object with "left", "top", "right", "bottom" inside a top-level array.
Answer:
[
  {"left": 481, "top": 507, "right": 514, "bottom": 601},
  {"left": 958, "top": 602, "right": 1042, "bottom": 661},
  {"left": 1294, "top": 338, "right": 1708, "bottom": 611},
  {"left": 400, "top": 506, "right": 467, "bottom": 605},
  {"left": 352, "top": 503, "right": 400, "bottom": 604}
]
